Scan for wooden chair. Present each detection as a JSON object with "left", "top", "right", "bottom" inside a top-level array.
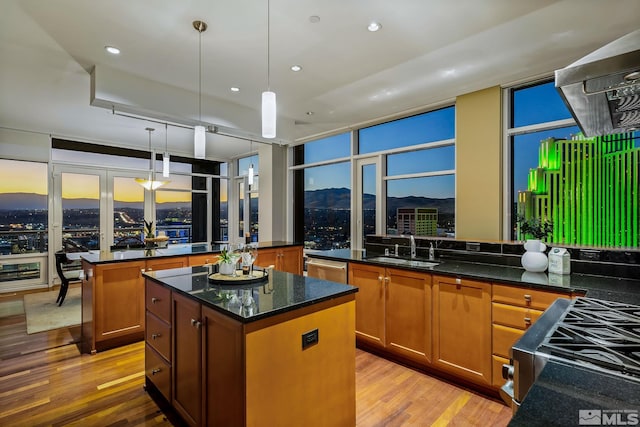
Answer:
[{"left": 54, "top": 251, "right": 77, "bottom": 306}]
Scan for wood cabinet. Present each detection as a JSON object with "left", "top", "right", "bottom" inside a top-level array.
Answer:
[
  {"left": 82, "top": 255, "right": 190, "bottom": 354},
  {"left": 144, "top": 278, "right": 356, "bottom": 427},
  {"left": 145, "top": 256, "right": 187, "bottom": 272},
  {"left": 188, "top": 253, "right": 219, "bottom": 266},
  {"left": 255, "top": 246, "right": 303, "bottom": 275},
  {"left": 145, "top": 280, "right": 172, "bottom": 403},
  {"left": 490, "top": 284, "right": 570, "bottom": 387},
  {"left": 349, "top": 262, "right": 431, "bottom": 365},
  {"left": 432, "top": 275, "right": 492, "bottom": 386},
  {"left": 350, "top": 263, "right": 386, "bottom": 348},
  {"left": 172, "top": 292, "right": 202, "bottom": 427}
]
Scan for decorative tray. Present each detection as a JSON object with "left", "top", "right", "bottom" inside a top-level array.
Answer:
[{"left": 208, "top": 269, "right": 268, "bottom": 286}]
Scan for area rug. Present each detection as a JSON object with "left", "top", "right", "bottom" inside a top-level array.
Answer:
[
  {"left": 24, "top": 287, "right": 81, "bottom": 334},
  {"left": 0, "top": 298, "right": 25, "bottom": 318}
]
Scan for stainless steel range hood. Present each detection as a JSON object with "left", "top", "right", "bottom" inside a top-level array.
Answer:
[{"left": 555, "top": 30, "right": 640, "bottom": 137}]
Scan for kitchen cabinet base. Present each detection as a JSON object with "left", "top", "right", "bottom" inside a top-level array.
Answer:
[{"left": 144, "top": 378, "right": 189, "bottom": 427}]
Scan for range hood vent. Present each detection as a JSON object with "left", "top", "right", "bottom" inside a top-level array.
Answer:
[{"left": 555, "top": 30, "right": 640, "bottom": 137}]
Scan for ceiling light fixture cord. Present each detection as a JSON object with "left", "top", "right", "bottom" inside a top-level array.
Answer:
[{"left": 193, "top": 20, "right": 207, "bottom": 158}]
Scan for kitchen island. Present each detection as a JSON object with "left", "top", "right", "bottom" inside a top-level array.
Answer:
[
  {"left": 142, "top": 265, "right": 357, "bottom": 427},
  {"left": 79, "top": 242, "right": 303, "bottom": 354}
]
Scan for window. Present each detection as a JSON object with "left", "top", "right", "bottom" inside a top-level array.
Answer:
[
  {"left": 0, "top": 159, "right": 48, "bottom": 255},
  {"left": 360, "top": 108, "right": 456, "bottom": 238},
  {"left": 293, "top": 106, "right": 456, "bottom": 250},
  {"left": 237, "top": 155, "right": 259, "bottom": 241},
  {"left": 508, "top": 80, "right": 639, "bottom": 247}
]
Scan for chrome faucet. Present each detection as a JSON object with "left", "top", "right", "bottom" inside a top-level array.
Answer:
[{"left": 409, "top": 235, "right": 416, "bottom": 259}]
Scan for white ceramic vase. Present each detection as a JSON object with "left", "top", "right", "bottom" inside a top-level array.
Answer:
[
  {"left": 521, "top": 239, "right": 548, "bottom": 272},
  {"left": 219, "top": 262, "right": 235, "bottom": 275}
]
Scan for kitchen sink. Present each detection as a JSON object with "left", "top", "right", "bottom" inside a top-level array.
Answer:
[{"left": 365, "top": 256, "right": 439, "bottom": 269}]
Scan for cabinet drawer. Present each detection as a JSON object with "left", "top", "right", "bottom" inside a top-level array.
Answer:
[
  {"left": 188, "top": 254, "right": 219, "bottom": 266},
  {"left": 146, "top": 280, "right": 171, "bottom": 322},
  {"left": 492, "top": 355, "right": 510, "bottom": 387},
  {"left": 492, "top": 284, "right": 565, "bottom": 310},
  {"left": 492, "top": 324, "right": 524, "bottom": 359},
  {"left": 492, "top": 303, "right": 543, "bottom": 330},
  {"left": 146, "top": 311, "right": 171, "bottom": 362},
  {"left": 145, "top": 344, "right": 171, "bottom": 402}
]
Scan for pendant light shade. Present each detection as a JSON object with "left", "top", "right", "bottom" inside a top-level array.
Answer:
[
  {"left": 261, "top": 91, "right": 276, "bottom": 138},
  {"left": 194, "top": 125, "right": 206, "bottom": 159},
  {"left": 162, "top": 153, "right": 170, "bottom": 178},
  {"left": 261, "top": 0, "right": 276, "bottom": 139},
  {"left": 136, "top": 127, "right": 169, "bottom": 191},
  {"left": 248, "top": 164, "right": 254, "bottom": 185}
]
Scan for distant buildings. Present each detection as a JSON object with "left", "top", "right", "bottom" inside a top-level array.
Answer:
[
  {"left": 517, "top": 132, "right": 639, "bottom": 247},
  {"left": 396, "top": 207, "right": 438, "bottom": 236}
]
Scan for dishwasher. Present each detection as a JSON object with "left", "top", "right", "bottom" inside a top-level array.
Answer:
[{"left": 306, "top": 257, "right": 348, "bottom": 284}]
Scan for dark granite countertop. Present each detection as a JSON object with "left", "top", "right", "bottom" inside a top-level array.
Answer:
[
  {"left": 81, "top": 241, "right": 302, "bottom": 265},
  {"left": 143, "top": 265, "right": 357, "bottom": 323},
  {"left": 509, "top": 360, "right": 640, "bottom": 426},
  {"left": 306, "top": 249, "right": 640, "bottom": 304}
]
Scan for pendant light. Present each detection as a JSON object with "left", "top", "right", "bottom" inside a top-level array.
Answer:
[
  {"left": 162, "top": 123, "right": 170, "bottom": 178},
  {"left": 261, "top": 0, "right": 276, "bottom": 138},
  {"left": 135, "top": 127, "right": 169, "bottom": 190},
  {"left": 248, "top": 140, "right": 255, "bottom": 185},
  {"left": 193, "top": 20, "right": 207, "bottom": 158}
]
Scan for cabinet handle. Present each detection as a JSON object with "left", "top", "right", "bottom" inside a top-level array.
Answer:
[
  {"left": 378, "top": 275, "right": 383, "bottom": 283},
  {"left": 191, "top": 318, "right": 202, "bottom": 329},
  {"left": 384, "top": 276, "right": 390, "bottom": 284},
  {"left": 524, "top": 294, "right": 532, "bottom": 304},
  {"left": 524, "top": 317, "right": 532, "bottom": 327},
  {"left": 151, "top": 297, "right": 159, "bottom": 304},
  {"left": 151, "top": 368, "right": 161, "bottom": 375},
  {"left": 455, "top": 278, "right": 461, "bottom": 285},
  {"left": 151, "top": 333, "right": 161, "bottom": 339},
  {"left": 147, "top": 267, "right": 153, "bottom": 271}
]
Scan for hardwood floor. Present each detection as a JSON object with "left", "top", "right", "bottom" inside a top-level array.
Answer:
[{"left": 0, "top": 289, "right": 512, "bottom": 426}]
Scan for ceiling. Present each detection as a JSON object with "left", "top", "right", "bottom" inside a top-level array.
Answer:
[{"left": 1, "top": 0, "right": 639, "bottom": 162}]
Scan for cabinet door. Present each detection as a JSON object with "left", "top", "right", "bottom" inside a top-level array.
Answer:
[
  {"left": 432, "top": 275, "right": 492, "bottom": 386},
  {"left": 188, "top": 253, "right": 219, "bottom": 266},
  {"left": 349, "top": 263, "right": 385, "bottom": 348},
  {"left": 386, "top": 268, "right": 432, "bottom": 365},
  {"left": 94, "top": 260, "right": 146, "bottom": 342},
  {"left": 202, "top": 305, "right": 244, "bottom": 427},
  {"left": 172, "top": 292, "right": 202, "bottom": 427},
  {"left": 146, "top": 256, "right": 188, "bottom": 272},
  {"left": 278, "top": 246, "right": 303, "bottom": 275},
  {"left": 255, "top": 248, "right": 278, "bottom": 269}
]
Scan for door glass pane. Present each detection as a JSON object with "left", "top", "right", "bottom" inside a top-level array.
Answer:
[
  {"left": 362, "top": 163, "right": 376, "bottom": 247},
  {"left": 0, "top": 159, "right": 48, "bottom": 254},
  {"left": 62, "top": 173, "right": 100, "bottom": 251},
  {"left": 155, "top": 190, "right": 192, "bottom": 244},
  {"left": 304, "top": 162, "right": 351, "bottom": 250},
  {"left": 113, "top": 176, "right": 144, "bottom": 248}
]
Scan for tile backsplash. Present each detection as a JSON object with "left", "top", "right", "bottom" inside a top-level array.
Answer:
[{"left": 364, "top": 235, "right": 639, "bottom": 280}]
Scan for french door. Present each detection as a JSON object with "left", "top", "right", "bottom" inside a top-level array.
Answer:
[{"left": 354, "top": 157, "right": 384, "bottom": 250}]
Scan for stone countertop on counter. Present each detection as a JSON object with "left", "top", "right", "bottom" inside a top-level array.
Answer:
[
  {"left": 144, "top": 265, "right": 357, "bottom": 323},
  {"left": 81, "top": 241, "right": 302, "bottom": 265},
  {"left": 509, "top": 360, "right": 640, "bottom": 427},
  {"left": 306, "top": 249, "right": 640, "bottom": 305}
]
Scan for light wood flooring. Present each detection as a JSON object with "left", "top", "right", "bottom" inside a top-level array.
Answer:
[{"left": 0, "top": 289, "right": 512, "bottom": 426}]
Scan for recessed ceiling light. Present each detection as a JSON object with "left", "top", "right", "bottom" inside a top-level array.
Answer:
[
  {"left": 367, "top": 22, "right": 382, "bottom": 32},
  {"left": 230, "top": 87, "right": 240, "bottom": 92},
  {"left": 105, "top": 45, "right": 120, "bottom": 55},
  {"left": 306, "top": 111, "right": 314, "bottom": 116},
  {"left": 291, "top": 65, "right": 302, "bottom": 72},
  {"left": 309, "top": 15, "right": 320, "bottom": 24}
]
